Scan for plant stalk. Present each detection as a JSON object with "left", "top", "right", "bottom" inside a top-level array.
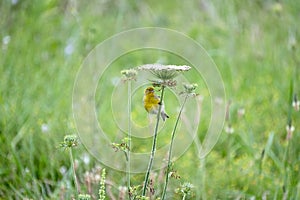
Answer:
[
  {"left": 161, "top": 94, "right": 188, "bottom": 199},
  {"left": 142, "top": 85, "right": 166, "bottom": 196},
  {"left": 69, "top": 148, "right": 80, "bottom": 197},
  {"left": 127, "top": 81, "right": 132, "bottom": 199}
]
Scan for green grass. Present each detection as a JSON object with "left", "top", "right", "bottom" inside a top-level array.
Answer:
[{"left": 1, "top": 0, "right": 300, "bottom": 199}]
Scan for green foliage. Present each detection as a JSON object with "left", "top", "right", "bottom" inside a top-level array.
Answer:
[{"left": 0, "top": 0, "right": 299, "bottom": 199}]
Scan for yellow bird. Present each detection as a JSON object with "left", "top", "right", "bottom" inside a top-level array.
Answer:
[{"left": 143, "top": 86, "right": 169, "bottom": 121}]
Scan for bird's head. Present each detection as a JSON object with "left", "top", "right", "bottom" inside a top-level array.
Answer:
[{"left": 145, "top": 86, "right": 155, "bottom": 95}]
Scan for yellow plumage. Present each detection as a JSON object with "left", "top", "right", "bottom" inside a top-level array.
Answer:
[{"left": 143, "top": 86, "right": 169, "bottom": 121}]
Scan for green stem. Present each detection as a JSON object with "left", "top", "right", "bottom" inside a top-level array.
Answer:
[
  {"left": 69, "top": 148, "right": 80, "bottom": 197},
  {"left": 142, "top": 85, "right": 166, "bottom": 196},
  {"left": 127, "top": 81, "right": 132, "bottom": 199},
  {"left": 200, "top": 158, "right": 206, "bottom": 200},
  {"left": 161, "top": 94, "right": 188, "bottom": 200}
]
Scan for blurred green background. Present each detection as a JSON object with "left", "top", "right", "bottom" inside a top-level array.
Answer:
[{"left": 1, "top": 0, "right": 300, "bottom": 199}]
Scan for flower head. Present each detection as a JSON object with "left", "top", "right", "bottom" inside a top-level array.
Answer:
[
  {"left": 60, "top": 135, "right": 79, "bottom": 149},
  {"left": 137, "top": 64, "right": 191, "bottom": 81},
  {"left": 292, "top": 95, "right": 300, "bottom": 111},
  {"left": 225, "top": 124, "right": 234, "bottom": 134},
  {"left": 286, "top": 124, "right": 295, "bottom": 140},
  {"left": 238, "top": 108, "right": 246, "bottom": 118},
  {"left": 175, "top": 182, "right": 194, "bottom": 198},
  {"left": 121, "top": 69, "right": 138, "bottom": 82},
  {"left": 183, "top": 83, "right": 198, "bottom": 95}
]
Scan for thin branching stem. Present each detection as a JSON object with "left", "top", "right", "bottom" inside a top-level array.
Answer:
[
  {"left": 142, "top": 85, "right": 166, "bottom": 196},
  {"left": 161, "top": 94, "right": 188, "bottom": 200},
  {"left": 127, "top": 81, "right": 132, "bottom": 199}
]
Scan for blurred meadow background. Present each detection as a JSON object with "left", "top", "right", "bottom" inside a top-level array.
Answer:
[{"left": 1, "top": 0, "right": 300, "bottom": 199}]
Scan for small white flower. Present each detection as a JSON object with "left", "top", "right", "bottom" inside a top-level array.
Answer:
[
  {"left": 11, "top": 0, "right": 18, "bottom": 5},
  {"left": 286, "top": 125, "right": 295, "bottom": 132},
  {"left": 59, "top": 166, "right": 67, "bottom": 175},
  {"left": 225, "top": 125, "right": 234, "bottom": 134},
  {"left": 41, "top": 123, "right": 49, "bottom": 133},
  {"left": 81, "top": 153, "right": 90, "bottom": 165},
  {"left": 94, "top": 174, "right": 101, "bottom": 182},
  {"left": 238, "top": 108, "right": 245, "bottom": 118},
  {"left": 292, "top": 100, "right": 300, "bottom": 111},
  {"left": 286, "top": 124, "right": 295, "bottom": 140},
  {"left": 24, "top": 167, "right": 30, "bottom": 173},
  {"left": 64, "top": 43, "right": 74, "bottom": 55},
  {"left": 2, "top": 35, "right": 10, "bottom": 45},
  {"left": 118, "top": 186, "right": 127, "bottom": 191}
]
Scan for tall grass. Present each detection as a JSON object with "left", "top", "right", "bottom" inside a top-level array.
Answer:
[{"left": 0, "top": 0, "right": 299, "bottom": 199}]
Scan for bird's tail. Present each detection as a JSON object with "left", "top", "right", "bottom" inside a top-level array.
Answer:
[{"left": 161, "top": 111, "right": 169, "bottom": 121}]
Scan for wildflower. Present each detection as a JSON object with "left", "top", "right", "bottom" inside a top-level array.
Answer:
[
  {"left": 112, "top": 137, "right": 130, "bottom": 152},
  {"left": 112, "top": 138, "right": 131, "bottom": 161},
  {"left": 11, "top": 0, "right": 18, "bottom": 5},
  {"left": 137, "top": 64, "right": 191, "bottom": 84},
  {"left": 225, "top": 124, "right": 234, "bottom": 134},
  {"left": 121, "top": 69, "right": 138, "bottom": 82},
  {"left": 59, "top": 166, "right": 67, "bottom": 175},
  {"left": 41, "top": 123, "right": 49, "bottom": 133},
  {"left": 180, "top": 83, "right": 198, "bottom": 97},
  {"left": 2, "top": 35, "right": 10, "bottom": 46},
  {"left": 81, "top": 153, "right": 90, "bottom": 165},
  {"left": 60, "top": 135, "right": 79, "bottom": 149},
  {"left": 286, "top": 124, "right": 295, "bottom": 140},
  {"left": 175, "top": 182, "right": 194, "bottom": 198},
  {"left": 64, "top": 43, "right": 74, "bottom": 56},
  {"left": 139, "top": 64, "right": 191, "bottom": 196},
  {"left": 292, "top": 95, "right": 300, "bottom": 111},
  {"left": 238, "top": 108, "right": 246, "bottom": 118},
  {"left": 292, "top": 100, "right": 300, "bottom": 111}
]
